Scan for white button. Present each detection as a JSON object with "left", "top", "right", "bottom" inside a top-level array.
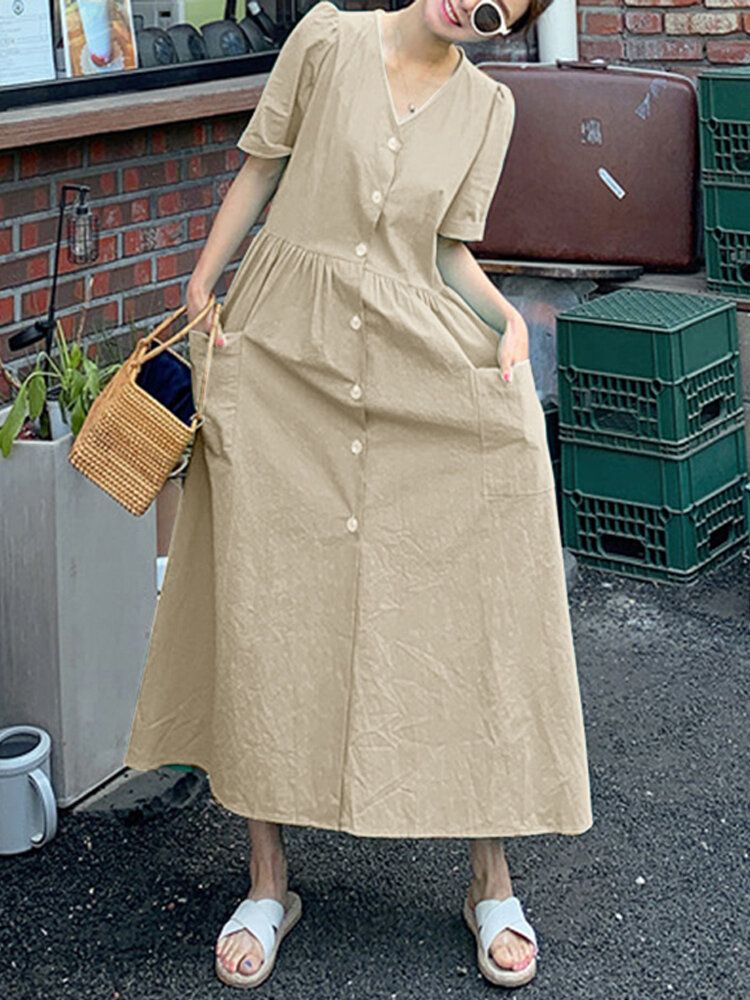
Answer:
[
  {"left": 346, "top": 515, "right": 359, "bottom": 533},
  {"left": 350, "top": 314, "right": 362, "bottom": 330},
  {"left": 351, "top": 438, "right": 363, "bottom": 455},
  {"left": 355, "top": 242, "right": 367, "bottom": 256},
  {"left": 371, "top": 190, "right": 382, "bottom": 204},
  {"left": 387, "top": 136, "right": 399, "bottom": 151},
  {"left": 350, "top": 383, "right": 363, "bottom": 400}
]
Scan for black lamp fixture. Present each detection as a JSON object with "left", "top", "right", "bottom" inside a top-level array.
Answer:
[
  {"left": 9, "top": 183, "right": 99, "bottom": 359},
  {"left": 8, "top": 184, "right": 99, "bottom": 439}
]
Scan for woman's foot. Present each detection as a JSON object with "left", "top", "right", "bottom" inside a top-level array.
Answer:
[
  {"left": 466, "top": 838, "right": 537, "bottom": 973},
  {"left": 215, "top": 820, "right": 289, "bottom": 976}
]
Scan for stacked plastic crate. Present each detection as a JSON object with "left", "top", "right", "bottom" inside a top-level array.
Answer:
[
  {"left": 556, "top": 288, "right": 750, "bottom": 584},
  {"left": 698, "top": 67, "right": 750, "bottom": 299}
]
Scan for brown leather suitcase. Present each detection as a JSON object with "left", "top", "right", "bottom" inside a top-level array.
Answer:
[{"left": 473, "top": 60, "right": 700, "bottom": 270}]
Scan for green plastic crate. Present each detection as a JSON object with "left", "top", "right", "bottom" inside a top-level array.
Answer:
[
  {"left": 704, "top": 225, "right": 750, "bottom": 297},
  {"left": 558, "top": 351, "right": 743, "bottom": 455},
  {"left": 556, "top": 289, "right": 738, "bottom": 382},
  {"left": 703, "top": 180, "right": 750, "bottom": 233},
  {"left": 699, "top": 118, "right": 750, "bottom": 188},
  {"left": 698, "top": 69, "right": 750, "bottom": 127},
  {"left": 561, "top": 474, "right": 750, "bottom": 584},
  {"left": 560, "top": 419, "right": 747, "bottom": 510}
]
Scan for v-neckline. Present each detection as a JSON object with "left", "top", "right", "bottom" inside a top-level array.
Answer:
[{"left": 374, "top": 8, "right": 465, "bottom": 130}]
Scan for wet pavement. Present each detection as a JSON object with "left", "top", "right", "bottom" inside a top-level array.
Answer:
[{"left": 1, "top": 552, "right": 748, "bottom": 1000}]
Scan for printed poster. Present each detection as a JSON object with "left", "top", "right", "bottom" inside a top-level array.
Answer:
[
  {"left": 60, "top": 0, "right": 137, "bottom": 76},
  {"left": 0, "top": 0, "right": 56, "bottom": 86}
]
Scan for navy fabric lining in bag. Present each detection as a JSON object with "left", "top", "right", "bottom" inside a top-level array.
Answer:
[{"left": 135, "top": 347, "right": 194, "bottom": 426}]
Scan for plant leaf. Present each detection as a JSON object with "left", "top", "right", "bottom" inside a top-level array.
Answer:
[
  {"left": 0, "top": 384, "right": 28, "bottom": 457},
  {"left": 26, "top": 371, "right": 47, "bottom": 419},
  {"left": 70, "top": 396, "right": 86, "bottom": 435}
]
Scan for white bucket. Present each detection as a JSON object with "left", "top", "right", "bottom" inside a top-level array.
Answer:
[{"left": 0, "top": 726, "right": 57, "bottom": 854}]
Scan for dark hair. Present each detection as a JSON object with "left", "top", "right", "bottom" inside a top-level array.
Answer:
[{"left": 507, "top": 0, "right": 556, "bottom": 39}]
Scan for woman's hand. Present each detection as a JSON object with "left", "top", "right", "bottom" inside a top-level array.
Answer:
[
  {"left": 186, "top": 282, "right": 225, "bottom": 346},
  {"left": 496, "top": 307, "right": 529, "bottom": 383}
]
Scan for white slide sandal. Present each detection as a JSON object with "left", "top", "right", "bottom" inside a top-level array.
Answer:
[
  {"left": 215, "top": 891, "right": 302, "bottom": 989},
  {"left": 463, "top": 894, "right": 539, "bottom": 988}
]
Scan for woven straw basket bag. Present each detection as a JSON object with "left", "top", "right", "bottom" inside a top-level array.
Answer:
[{"left": 68, "top": 296, "right": 221, "bottom": 516}]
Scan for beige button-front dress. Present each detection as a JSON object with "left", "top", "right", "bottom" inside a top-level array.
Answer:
[{"left": 124, "top": 1, "right": 594, "bottom": 839}]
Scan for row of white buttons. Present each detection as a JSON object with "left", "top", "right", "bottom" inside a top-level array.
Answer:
[
  {"left": 350, "top": 383, "right": 362, "bottom": 400},
  {"left": 347, "top": 515, "right": 359, "bottom": 533},
  {"left": 355, "top": 137, "right": 399, "bottom": 259},
  {"left": 350, "top": 314, "right": 362, "bottom": 330}
]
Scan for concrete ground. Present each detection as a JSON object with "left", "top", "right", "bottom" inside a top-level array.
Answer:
[{"left": 1, "top": 551, "right": 748, "bottom": 1000}]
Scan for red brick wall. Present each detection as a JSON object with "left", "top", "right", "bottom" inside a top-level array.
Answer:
[
  {"left": 578, "top": 0, "right": 750, "bottom": 81},
  {"left": 2, "top": 7, "right": 748, "bottom": 398},
  {"left": 0, "top": 112, "right": 254, "bottom": 396}
]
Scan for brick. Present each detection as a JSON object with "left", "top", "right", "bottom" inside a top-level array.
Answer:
[
  {"left": 186, "top": 149, "right": 228, "bottom": 180},
  {"left": 0, "top": 228, "right": 12, "bottom": 255},
  {"left": 187, "top": 213, "right": 212, "bottom": 241},
  {"left": 90, "top": 259, "right": 153, "bottom": 298},
  {"left": 89, "top": 131, "right": 148, "bottom": 164},
  {"left": 579, "top": 37, "right": 625, "bottom": 60},
  {"left": 128, "top": 198, "right": 151, "bottom": 224},
  {"left": 0, "top": 184, "right": 50, "bottom": 219},
  {"left": 0, "top": 154, "right": 16, "bottom": 183},
  {"left": 625, "top": 37, "right": 703, "bottom": 59},
  {"left": 164, "top": 283, "right": 182, "bottom": 310},
  {"left": 19, "top": 143, "right": 83, "bottom": 179},
  {"left": 665, "top": 11, "right": 740, "bottom": 32},
  {"left": 20, "top": 217, "right": 58, "bottom": 251},
  {"left": 57, "top": 301, "right": 118, "bottom": 339},
  {"left": 625, "top": 11, "right": 663, "bottom": 31},
  {"left": 0, "top": 296, "right": 14, "bottom": 325},
  {"left": 156, "top": 184, "right": 213, "bottom": 218},
  {"left": 743, "top": 11, "right": 750, "bottom": 30},
  {"left": 151, "top": 122, "right": 208, "bottom": 154},
  {"left": 705, "top": 0, "right": 750, "bottom": 6},
  {"left": 156, "top": 247, "right": 202, "bottom": 281},
  {"left": 122, "top": 285, "right": 181, "bottom": 324},
  {"left": 123, "top": 160, "right": 180, "bottom": 193},
  {"left": 211, "top": 115, "right": 248, "bottom": 144},
  {"left": 0, "top": 251, "right": 50, "bottom": 288},
  {"left": 706, "top": 39, "right": 750, "bottom": 61},
  {"left": 122, "top": 221, "right": 185, "bottom": 257},
  {"left": 582, "top": 11, "right": 624, "bottom": 33}
]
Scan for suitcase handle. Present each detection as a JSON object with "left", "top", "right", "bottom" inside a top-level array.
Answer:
[{"left": 556, "top": 58, "right": 609, "bottom": 71}]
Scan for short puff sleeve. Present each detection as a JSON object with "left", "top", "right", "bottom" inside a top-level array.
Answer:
[
  {"left": 437, "top": 82, "right": 516, "bottom": 243},
  {"left": 237, "top": 0, "right": 339, "bottom": 159}
]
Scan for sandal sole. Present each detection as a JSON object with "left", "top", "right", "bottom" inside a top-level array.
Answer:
[
  {"left": 462, "top": 896, "right": 538, "bottom": 988},
  {"left": 215, "top": 890, "right": 302, "bottom": 989}
]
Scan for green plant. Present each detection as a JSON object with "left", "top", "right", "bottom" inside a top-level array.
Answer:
[{"left": 0, "top": 319, "right": 121, "bottom": 457}]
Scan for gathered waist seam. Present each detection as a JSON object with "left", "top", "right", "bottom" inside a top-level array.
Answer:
[{"left": 258, "top": 224, "right": 443, "bottom": 299}]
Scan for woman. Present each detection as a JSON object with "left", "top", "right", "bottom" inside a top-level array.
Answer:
[{"left": 124, "top": 0, "right": 593, "bottom": 990}]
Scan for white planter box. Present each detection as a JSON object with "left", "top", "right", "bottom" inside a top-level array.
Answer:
[{"left": 0, "top": 402, "right": 157, "bottom": 807}]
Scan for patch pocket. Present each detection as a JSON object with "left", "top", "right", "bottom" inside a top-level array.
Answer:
[
  {"left": 471, "top": 358, "right": 556, "bottom": 498},
  {"left": 188, "top": 323, "right": 245, "bottom": 458}
]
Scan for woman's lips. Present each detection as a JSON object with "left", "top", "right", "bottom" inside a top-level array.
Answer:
[{"left": 441, "top": 0, "right": 462, "bottom": 27}]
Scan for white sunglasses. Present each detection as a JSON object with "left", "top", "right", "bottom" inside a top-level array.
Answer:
[{"left": 470, "top": 0, "right": 513, "bottom": 36}]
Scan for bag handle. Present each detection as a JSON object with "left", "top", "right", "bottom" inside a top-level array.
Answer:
[
  {"left": 192, "top": 301, "right": 221, "bottom": 429},
  {"left": 139, "top": 295, "right": 217, "bottom": 363},
  {"left": 129, "top": 295, "right": 223, "bottom": 435}
]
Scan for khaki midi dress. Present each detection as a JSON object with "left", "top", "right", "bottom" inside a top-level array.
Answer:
[{"left": 124, "top": 1, "right": 593, "bottom": 839}]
